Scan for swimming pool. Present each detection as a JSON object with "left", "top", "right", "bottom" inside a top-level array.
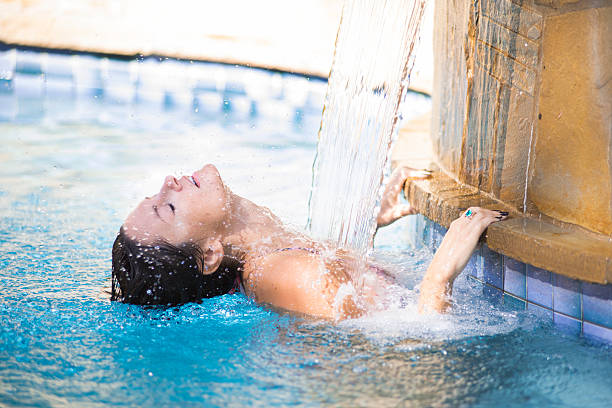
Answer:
[{"left": 1, "top": 48, "right": 611, "bottom": 407}]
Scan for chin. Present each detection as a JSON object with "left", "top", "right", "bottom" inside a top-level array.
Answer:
[
  {"left": 194, "top": 164, "right": 223, "bottom": 188},
  {"left": 201, "top": 163, "right": 219, "bottom": 174}
]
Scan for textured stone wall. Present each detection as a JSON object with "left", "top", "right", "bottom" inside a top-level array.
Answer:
[
  {"left": 431, "top": 0, "right": 612, "bottom": 235},
  {"left": 531, "top": 6, "right": 612, "bottom": 235}
]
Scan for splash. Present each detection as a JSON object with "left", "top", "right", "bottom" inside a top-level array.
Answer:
[{"left": 308, "top": 0, "right": 427, "bottom": 257}]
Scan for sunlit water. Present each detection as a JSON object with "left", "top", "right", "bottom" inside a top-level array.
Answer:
[
  {"left": 1, "top": 64, "right": 611, "bottom": 407},
  {"left": 308, "top": 0, "right": 427, "bottom": 257}
]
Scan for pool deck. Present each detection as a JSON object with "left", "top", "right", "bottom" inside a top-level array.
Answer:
[{"left": 0, "top": 0, "right": 433, "bottom": 94}]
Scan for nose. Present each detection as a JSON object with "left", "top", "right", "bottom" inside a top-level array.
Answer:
[{"left": 161, "top": 175, "right": 182, "bottom": 193}]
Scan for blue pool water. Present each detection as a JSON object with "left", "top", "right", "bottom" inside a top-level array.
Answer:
[{"left": 0, "top": 50, "right": 611, "bottom": 407}]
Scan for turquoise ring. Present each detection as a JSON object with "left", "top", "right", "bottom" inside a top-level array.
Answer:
[{"left": 465, "top": 209, "right": 475, "bottom": 218}]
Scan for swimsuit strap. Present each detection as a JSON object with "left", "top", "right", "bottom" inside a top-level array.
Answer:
[
  {"left": 227, "top": 275, "right": 244, "bottom": 295},
  {"left": 272, "top": 246, "right": 320, "bottom": 255}
]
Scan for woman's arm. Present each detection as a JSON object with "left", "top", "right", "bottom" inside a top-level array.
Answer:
[
  {"left": 374, "top": 170, "right": 509, "bottom": 313},
  {"left": 418, "top": 207, "right": 508, "bottom": 313}
]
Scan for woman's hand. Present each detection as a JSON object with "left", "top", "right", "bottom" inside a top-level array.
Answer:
[{"left": 376, "top": 166, "right": 431, "bottom": 228}]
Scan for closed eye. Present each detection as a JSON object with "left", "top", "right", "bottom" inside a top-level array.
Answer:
[{"left": 168, "top": 203, "right": 175, "bottom": 213}]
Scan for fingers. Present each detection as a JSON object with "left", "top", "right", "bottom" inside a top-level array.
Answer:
[
  {"left": 391, "top": 166, "right": 432, "bottom": 182},
  {"left": 395, "top": 204, "right": 416, "bottom": 218},
  {"left": 378, "top": 167, "right": 432, "bottom": 229},
  {"left": 405, "top": 169, "right": 432, "bottom": 180},
  {"left": 385, "top": 167, "right": 432, "bottom": 200},
  {"left": 492, "top": 210, "right": 509, "bottom": 223},
  {"left": 461, "top": 207, "right": 509, "bottom": 227}
]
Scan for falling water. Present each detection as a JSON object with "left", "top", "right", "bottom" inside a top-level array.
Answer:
[
  {"left": 308, "top": 0, "right": 427, "bottom": 257},
  {"left": 523, "top": 122, "right": 535, "bottom": 213}
]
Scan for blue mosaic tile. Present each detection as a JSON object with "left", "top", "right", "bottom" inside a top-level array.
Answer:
[
  {"left": 268, "top": 72, "right": 285, "bottom": 99},
  {"left": 483, "top": 284, "right": 503, "bottom": 305},
  {"left": 163, "top": 89, "right": 193, "bottom": 109},
  {"left": 14, "top": 73, "right": 44, "bottom": 98},
  {"left": 16, "top": 51, "right": 42, "bottom": 75},
  {"left": 413, "top": 215, "right": 425, "bottom": 249},
  {"left": 405, "top": 215, "right": 418, "bottom": 248},
  {"left": 43, "top": 53, "right": 73, "bottom": 79},
  {"left": 225, "top": 80, "right": 247, "bottom": 96},
  {"left": 134, "top": 64, "right": 167, "bottom": 104},
  {"left": 503, "top": 256, "right": 526, "bottom": 299},
  {"left": 421, "top": 217, "right": 433, "bottom": 249},
  {"left": 482, "top": 246, "right": 503, "bottom": 289},
  {"left": 582, "top": 282, "right": 612, "bottom": 329},
  {"left": 103, "top": 59, "right": 133, "bottom": 82},
  {"left": 552, "top": 274, "right": 581, "bottom": 319},
  {"left": 44, "top": 93, "right": 76, "bottom": 120},
  {"left": 305, "top": 89, "right": 326, "bottom": 111},
  {"left": 583, "top": 321, "right": 612, "bottom": 344},
  {"left": 0, "top": 49, "right": 15, "bottom": 80},
  {"left": 45, "top": 76, "right": 74, "bottom": 97},
  {"left": 553, "top": 312, "right": 581, "bottom": 336},
  {"left": 283, "top": 77, "right": 310, "bottom": 107},
  {"left": 244, "top": 69, "right": 276, "bottom": 99},
  {"left": 16, "top": 97, "right": 45, "bottom": 121},
  {"left": 465, "top": 247, "right": 483, "bottom": 280},
  {"left": 193, "top": 91, "right": 223, "bottom": 115},
  {"left": 103, "top": 60, "right": 136, "bottom": 104},
  {"left": 104, "top": 84, "right": 135, "bottom": 104},
  {"left": 257, "top": 99, "right": 293, "bottom": 120},
  {"left": 527, "top": 265, "right": 552, "bottom": 309},
  {"left": 226, "top": 95, "right": 253, "bottom": 119},
  {"left": 528, "top": 302, "right": 553, "bottom": 320},
  {"left": 222, "top": 96, "right": 234, "bottom": 113},
  {"left": 0, "top": 78, "right": 13, "bottom": 94},
  {"left": 73, "top": 56, "right": 104, "bottom": 96},
  {"left": 0, "top": 94, "right": 17, "bottom": 121},
  {"left": 503, "top": 293, "right": 526, "bottom": 311},
  {"left": 136, "top": 88, "right": 166, "bottom": 106},
  {"left": 431, "top": 223, "right": 448, "bottom": 252}
]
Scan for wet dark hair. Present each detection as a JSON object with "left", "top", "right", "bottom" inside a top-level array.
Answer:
[{"left": 111, "top": 227, "right": 243, "bottom": 305}]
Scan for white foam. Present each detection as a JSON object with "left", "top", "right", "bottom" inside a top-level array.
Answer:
[{"left": 338, "top": 254, "right": 535, "bottom": 345}]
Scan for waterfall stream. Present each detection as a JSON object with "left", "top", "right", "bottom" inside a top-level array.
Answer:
[{"left": 308, "top": 0, "right": 427, "bottom": 257}]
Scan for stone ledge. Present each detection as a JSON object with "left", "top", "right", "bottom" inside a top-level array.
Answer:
[{"left": 405, "top": 171, "right": 612, "bottom": 284}]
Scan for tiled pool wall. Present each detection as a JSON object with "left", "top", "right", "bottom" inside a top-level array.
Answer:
[
  {"left": 406, "top": 214, "right": 612, "bottom": 344},
  {"left": 0, "top": 47, "right": 327, "bottom": 125}
]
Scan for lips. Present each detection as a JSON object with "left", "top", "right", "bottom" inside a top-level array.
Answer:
[{"left": 190, "top": 173, "right": 200, "bottom": 188}]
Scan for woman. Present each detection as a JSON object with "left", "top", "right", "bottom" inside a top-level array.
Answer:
[{"left": 112, "top": 163, "right": 508, "bottom": 319}]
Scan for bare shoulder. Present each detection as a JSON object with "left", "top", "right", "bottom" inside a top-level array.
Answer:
[{"left": 242, "top": 250, "right": 336, "bottom": 318}]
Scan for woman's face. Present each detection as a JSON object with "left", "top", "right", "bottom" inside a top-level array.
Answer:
[{"left": 123, "top": 164, "right": 229, "bottom": 246}]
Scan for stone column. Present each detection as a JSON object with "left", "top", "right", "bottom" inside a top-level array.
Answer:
[{"left": 431, "top": 0, "right": 611, "bottom": 235}]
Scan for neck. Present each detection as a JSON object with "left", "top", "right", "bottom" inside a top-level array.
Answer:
[{"left": 218, "top": 191, "right": 285, "bottom": 260}]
